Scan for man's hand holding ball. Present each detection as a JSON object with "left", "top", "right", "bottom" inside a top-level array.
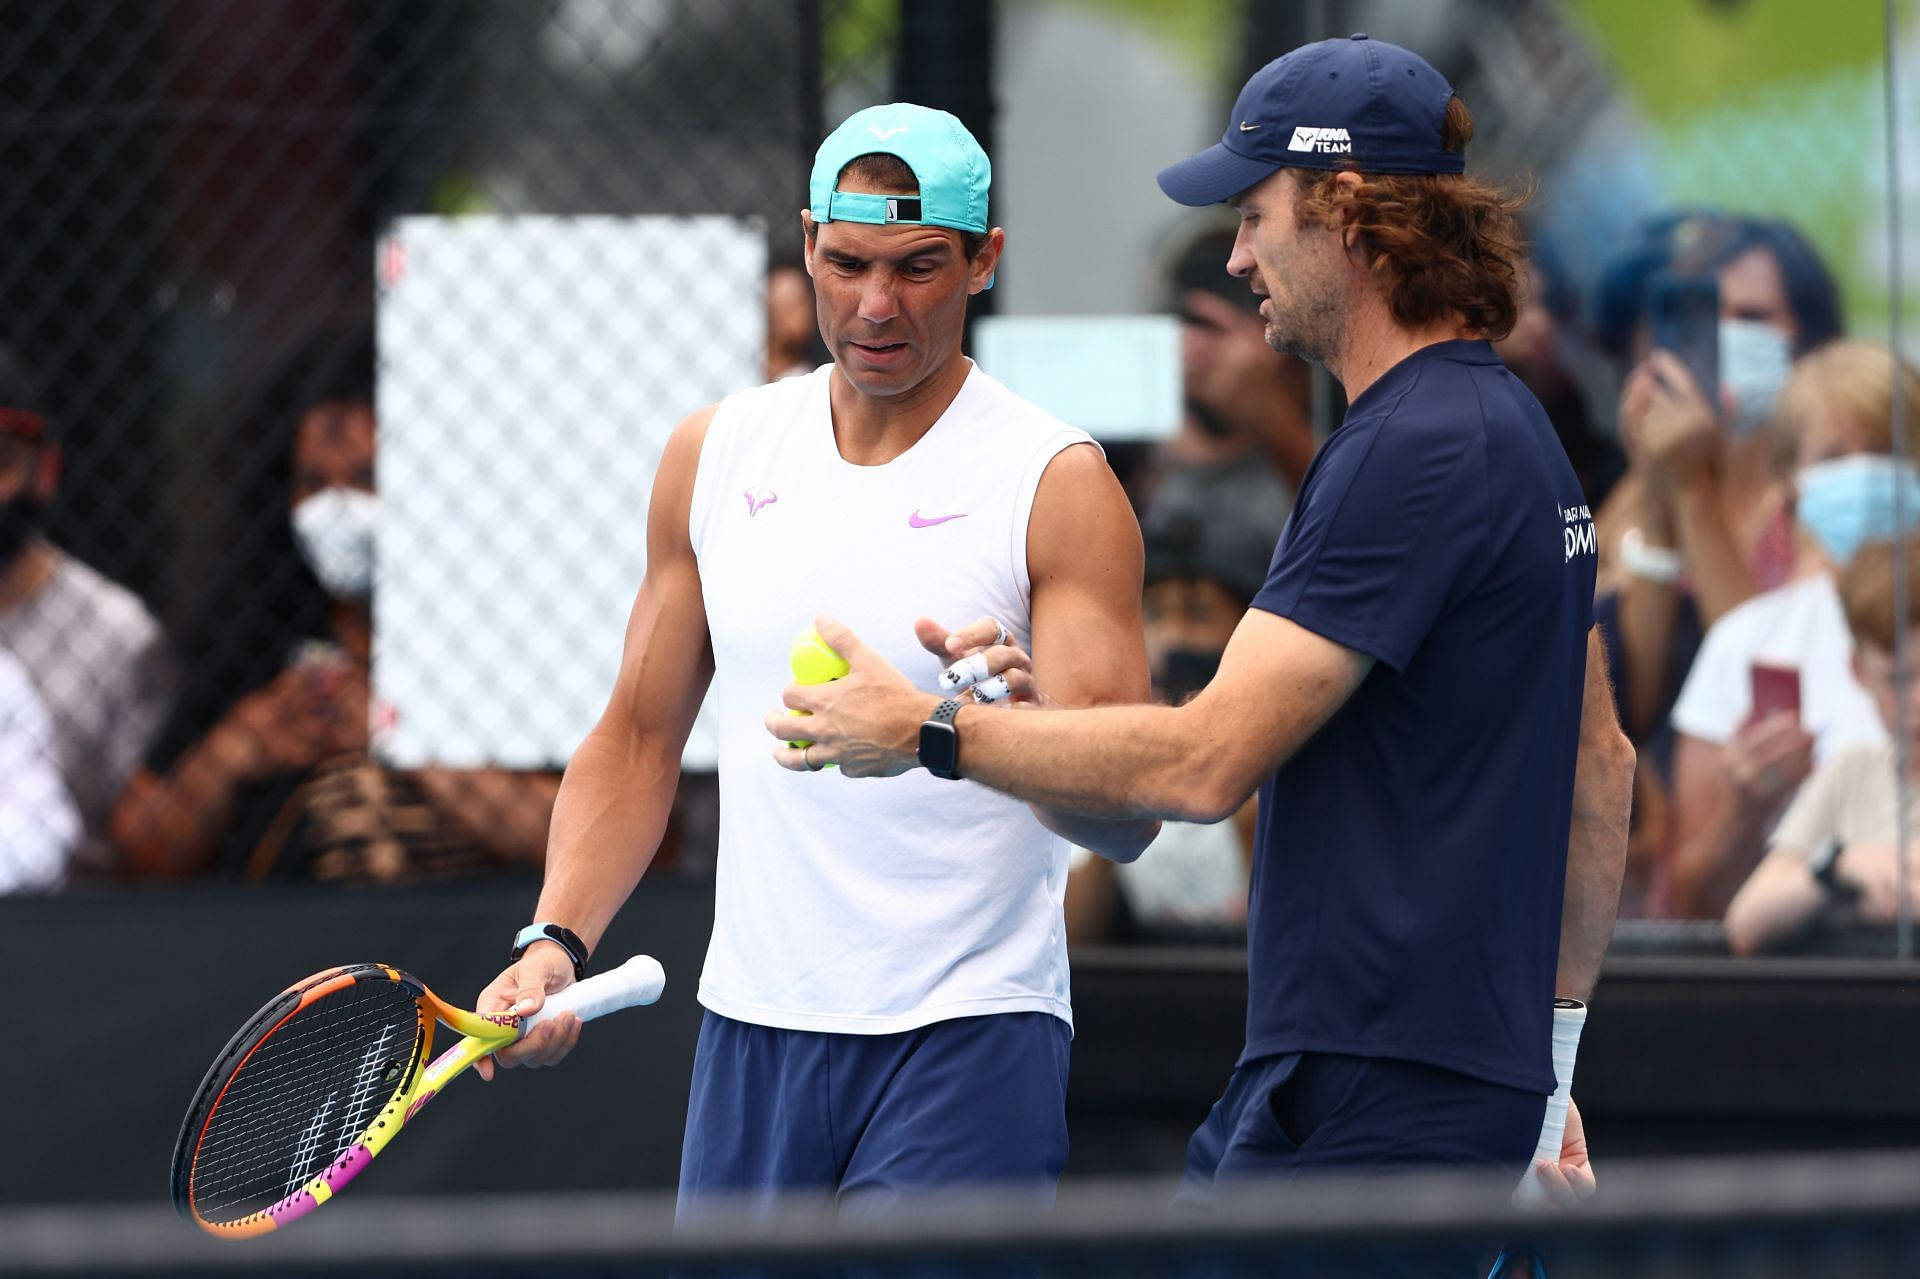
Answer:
[
  {"left": 770, "top": 616, "right": 934, "bottom": 777},
  {"left": 769, "top": 615, "right": 1037, "bottom": 776}
]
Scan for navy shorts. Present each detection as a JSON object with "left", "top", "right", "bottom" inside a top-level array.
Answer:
[
  {"left": 1181, "top": 1050, "right": 1546, "bottom": 1196},
  {"left": 677, "top": 1009, "right": 1071, "bottom": 1219}
]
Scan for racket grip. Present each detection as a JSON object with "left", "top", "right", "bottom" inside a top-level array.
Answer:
[
  {"left": 1513, "top": 999, "right": 1587, "bottom": 1207},
  {"left": 524, "top": 954, "right": 665, "bottom": 1030}
]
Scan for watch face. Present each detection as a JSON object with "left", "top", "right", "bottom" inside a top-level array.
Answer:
[{"left": 919, "top": 721, "right": 960, "bottom": 777}]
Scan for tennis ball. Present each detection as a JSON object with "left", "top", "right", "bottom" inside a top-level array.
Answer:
[
  {"left": 787, "top": 627, "right": 850, "bottom": 752},
  {"left": 790, "top": 627, "right": 851, "bottom": 685}
]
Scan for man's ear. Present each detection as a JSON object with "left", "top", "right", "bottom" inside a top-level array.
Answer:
[
  {"left": 969, "top": 227, "right": 1006, "bottom": 295},
  {"left": 799, "top": 210, "right": 818, "bottom": 279}
]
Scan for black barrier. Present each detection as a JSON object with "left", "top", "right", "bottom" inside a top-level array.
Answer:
[
  {"left": 11, "top": 884, "right": 1920, "bottom": 1211},
  {"left": 11, "top": 1152, "right": 1920, "bottom": 1276}
]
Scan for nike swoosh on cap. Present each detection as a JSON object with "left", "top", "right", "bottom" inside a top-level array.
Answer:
[
  {"left": 1238, "top": 122, "right": 1262, "bottom": 132},
  {"left": 909, "top": 510, "right": 967, "bottom": 528}
]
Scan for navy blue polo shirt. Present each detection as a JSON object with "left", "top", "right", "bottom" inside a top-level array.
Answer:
[{"left": 1246, "top": 339, "right": 1595, "bottom": 1095}]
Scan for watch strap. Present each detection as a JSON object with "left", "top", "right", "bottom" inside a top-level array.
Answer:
[
  {"left": 1807, "top": 840, "right": 1857, "bottom": 900},
  {"left": 511, "top": 921, "right": 589, "bottom": 980},
  {"left": 920, "top": 698, "right": 962, "bottom": 780}
]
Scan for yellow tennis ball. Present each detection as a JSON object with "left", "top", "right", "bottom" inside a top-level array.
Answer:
[
  {"left": 790, "top": 627, "right": 851, "bottom": 685},
  {"left": 787, "top": 627, "right": 850, "bottom": 751}
]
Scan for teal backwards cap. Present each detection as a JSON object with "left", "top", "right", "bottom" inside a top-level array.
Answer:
[{"left": 809, "top": 103, "right": 991, "bottom": 236}]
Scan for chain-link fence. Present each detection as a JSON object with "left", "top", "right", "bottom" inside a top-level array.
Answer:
[
  {"left": 0, "top": 0, "right": 910, "bottom": 886},
  {"left": 0, "top": 0, "right": 1915, "bottom": 958}
]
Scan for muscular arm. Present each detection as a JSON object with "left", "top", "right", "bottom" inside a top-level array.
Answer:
[
  {"left": 1021, "top": 443, "right": 1158, "bottom": 861},
  {"left": 1555, "top": 627, "right": 1636, "bottom": 1000},
  {"left": 945, "top": 609, "right": 1371, "bottom": 824},
  {"left": 529, "top": 407, "right": 717, "bottom": 953},
  {"left": 413, "top": 768, "right": 563, "bottom": 864}
]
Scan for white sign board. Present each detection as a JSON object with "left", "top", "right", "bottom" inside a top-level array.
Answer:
[
  {"left": 971, "top": 315, "right": 1181, "bottom": 440},
  {"left": 373, "top": 215, "right": 762, "bottom": 770}
]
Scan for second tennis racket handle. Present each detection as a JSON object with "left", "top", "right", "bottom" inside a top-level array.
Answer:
[{"left": 524, "top": 954, "right": 666, "bottom": 1031}]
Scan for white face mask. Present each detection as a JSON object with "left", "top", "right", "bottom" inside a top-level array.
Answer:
[
  {"left": 291, "top": 487, "right": 378, "bottom": 600},
  {"left": 1719, "top": 319, "right": 1793, "bottom": 436}
]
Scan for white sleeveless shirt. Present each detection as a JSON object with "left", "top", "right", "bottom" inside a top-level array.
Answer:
[{"left": 688, "top": 363, "right": 1093, "bottom": 1035}]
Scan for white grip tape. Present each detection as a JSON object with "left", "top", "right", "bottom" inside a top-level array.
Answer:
[
  {"left": 1513, "top": 1000, "right": 1586, "bottom": 1207},
  {"left": 940, "top": 653, "right": 991, "bottom": 692},
  {"left": 523, "top": 954, "right": 666, "bottom": 1032}
]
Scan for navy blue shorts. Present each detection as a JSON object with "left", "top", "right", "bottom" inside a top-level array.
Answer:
[
  {"left": 677, "top": 1009, "right": 1071, "bottom": 1219},
  {"left": 1181, "top": 1051, "right": 1546, "bottom": 1196}
]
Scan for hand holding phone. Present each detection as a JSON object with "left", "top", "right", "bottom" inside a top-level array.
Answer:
[
  {"left": 1646, "top": 271, "right": 1720, "bottom": 409},
  {"left": 1750, "top": 662, "right": 1802, "bottom": 724}
]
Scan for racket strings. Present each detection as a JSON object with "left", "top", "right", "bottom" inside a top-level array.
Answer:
[
  {"left": 190, "top": 981, "right": 423, "bottom": 1221},
  {"left": 193, "top": 989, "right": 419, "bottom": 1214},
  {"left": 195, "top": 994, "right": 418, "bottom": 1207}
]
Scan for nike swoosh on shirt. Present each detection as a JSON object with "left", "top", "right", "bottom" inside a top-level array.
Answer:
[{"left": 909, "top": 510, "right": 968, "bottom": 528}]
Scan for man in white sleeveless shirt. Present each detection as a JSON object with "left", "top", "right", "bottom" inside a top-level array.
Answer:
[{"left": 472, "top": 103, "right": 1156, "bottom": 1210}]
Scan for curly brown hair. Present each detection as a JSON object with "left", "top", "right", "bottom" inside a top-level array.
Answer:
[{"left": 1291, "top": 97, "right": 1528, "bottom": 340}]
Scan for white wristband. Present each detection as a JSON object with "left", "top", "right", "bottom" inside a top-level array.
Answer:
[
  {"left": 1513, "top": 999, "right": 1587, "bottom": 1207},
  {"left": 1619, "top": 527, "right": 1684, "bottom": 585}
]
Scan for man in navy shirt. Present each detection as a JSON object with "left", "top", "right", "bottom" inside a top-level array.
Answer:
[{"left": 770, "top": 36, "right": 1634, "bottom": 1203}]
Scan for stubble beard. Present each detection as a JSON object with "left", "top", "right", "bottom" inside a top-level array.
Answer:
[{"left": 1264, "top": 270, "right": 1345, "bottom": 369}]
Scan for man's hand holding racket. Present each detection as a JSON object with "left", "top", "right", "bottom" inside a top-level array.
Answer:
[
  {"left": 1522, "top": 1095, "right": 1596, "bottom": 1206},
  {"left": 473, "top": 940, "right": 584, "bottom": 1081}
]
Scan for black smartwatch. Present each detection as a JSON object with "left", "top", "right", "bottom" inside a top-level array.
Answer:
[
  {"left": 510, "top": 922, "right": 589, "bottom": 980},
  {"left": 1807, "top": 840, "right": 1857, "bottom": 901},
  {"left": 919, "top": 698, "right": 963, "bottom": 780}
]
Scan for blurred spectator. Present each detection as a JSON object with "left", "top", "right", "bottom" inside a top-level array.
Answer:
[
  {"left": 111, "top": 334, "right": 560, "bottom": 881},
  {"left": 1725, "top": 536, "right": 1920, "bottom": 955},
  {"left": 1064, "top": 510, "right": 1265, "bottom": 945},
  {"left": 1140, "top": 224, "right": 1311, "bottom": 532},
  {"left": 0, "top": 646, "right": 81, "bottom": 890},
  {"left": 1494, "top": 235, "right": 1626, "bottom": 508},
  {"left": 1584, "top": 214, "right": 1843, "bottom": 917},
  {"left": 1664, "top": 340, "right": 1918, "bottom": 918},
  {"left": 766, "top": 254, "right": 827, "bottom": 381},
  {"left": 1597, "top": 213, "right": 1843, "bottom": 739},
  {"left": 0, "top": 345, "right": 173, "bottom": 877}
]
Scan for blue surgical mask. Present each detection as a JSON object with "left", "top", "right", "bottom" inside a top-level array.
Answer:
[
  {"left": 1720, "top": 320, "right": 1793, "bottom": 436},
  {"left": 1795, "top": 454, "right": 1920, "bottom": 565}
]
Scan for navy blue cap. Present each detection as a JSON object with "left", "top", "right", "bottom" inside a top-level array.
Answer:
[{"left": 1158, "top": 34, "right": 1463, "bottom": 207}]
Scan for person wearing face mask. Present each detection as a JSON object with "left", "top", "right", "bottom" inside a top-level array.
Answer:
[
  {"left": 1064, "top": 511, "right": 1268, "bottom": 945},
  {"left": 0, "top": 344, "right": 174, "bottom": 883},
  {"left": 1661, "top": 340, "right": 1920, "bottom": 919},
  {"left": 1583, "top": 214, "right": 1842, "bottom": 919},
  {"left": 1601, "top": 215, "right": 1843, "bottom": 742},
  {"left": 111, "top": 334, "right": 561, "bottom": 881}
]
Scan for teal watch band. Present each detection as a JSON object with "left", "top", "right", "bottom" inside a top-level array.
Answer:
[{"left": 511, "top": 922, "right": 589, "bottom": 980}]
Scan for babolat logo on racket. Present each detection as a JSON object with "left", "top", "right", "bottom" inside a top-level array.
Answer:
[{"left": 1287, "top": 125, "right": 1352, "bottom": 154}]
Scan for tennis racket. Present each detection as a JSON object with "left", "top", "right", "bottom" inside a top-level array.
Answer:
[{"left": 170, "top": 954, "right": 665, "bottom": 1238}]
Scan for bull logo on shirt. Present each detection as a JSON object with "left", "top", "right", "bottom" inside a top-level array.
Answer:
[{"left": 745, "top": 487, "right": 779, "bottom": 518}]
